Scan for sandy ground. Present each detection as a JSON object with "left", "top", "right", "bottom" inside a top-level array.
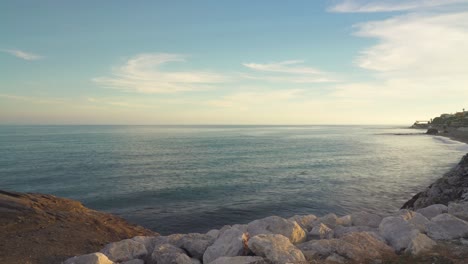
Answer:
[{"left": 0, "top": 190, "right": 156, "bottom": 264}]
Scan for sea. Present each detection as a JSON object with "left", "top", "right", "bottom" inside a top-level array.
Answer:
[{"left": 1, "top": 125, "right": 467, "bottom": 235}]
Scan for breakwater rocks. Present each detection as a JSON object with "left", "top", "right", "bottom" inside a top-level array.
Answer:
[
  {"left": 402, "top": 153, "right": 468, "bottom": 209},
  {"left": 64, "top": 202, "right": 468, "bottom": 264}
]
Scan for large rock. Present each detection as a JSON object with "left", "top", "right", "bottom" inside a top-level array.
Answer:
[
  {"left": 131, "top": 236, "right": 160, "bottom": 255},
  {"left": 247, "top": 216, "right": 306, "bottom": 244},
  {"left": 379, "top": 216, "right": 418, "bottom": 251},
  {"left": 206, "top": 229, "right": 220, "bottom": 239},
  {"left": 397, "top": 210, "right": 430, "bottom": 233},
  {"left": 425, "top": 213, "right": 468, "bottom": 240},
  {"left": 297, "top": 232, "right": 394, "bottom": 262},
  {"left": 336, "top": 215, "right": 352, "bottom": 227},
  {"left": 333, "top": 225, "right": 377, "bottom": 238},
  {"left": 404, "top": 233, "right": 436, "bottom": 255},
  {"left": 64, "top": 253, "right": 114, "bottom": 264},
  {"left": 179, "top": 233, "right": 215, "bottom": 260},
  {"left": 100, "top": 238, "right": 147, "bottom": 262},
  {"left": 203, "top": 228, "right": 247, "bottom": 264},
  {"left": 448, "top": 202, "right": 468, "bottom": 221},
  {"left": 351, "top": 211, "right": 382, "bottom": 228},
  {"left": 247, "top": 234, "right": 306, "bottom": 264},
  {"left": 150, "top": 243, "right": 192, "bottom": 264},
  {"left": 308, "top": 223, "right": 334, "bottom": 240},
  {"left": 315, "top": 213, "right": 339, "bottom": 229},
  {"left": 416, "top": 204, "right": 448, "bottom": 219},
  {"left": 121, "top": 259, "right": 144, "bottom": 264},
  {"left": 288, "top": 214, "right": 317, "bottom": 231},
  {"left": 209, "top": 256, "right": 267, "bottom": 264}
]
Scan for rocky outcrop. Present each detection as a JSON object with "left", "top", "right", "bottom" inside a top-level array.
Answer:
[{"left": 402, "top": 153, "right": 468, "bottom": 209}]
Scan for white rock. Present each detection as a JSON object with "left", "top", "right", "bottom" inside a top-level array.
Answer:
[
  {"left": 336, "top": 215, "right": 352, "bottom": 227},
  {"left": 179, "top": 233, "right": 215, "bottom": 260},
  {"left": 448, "top": 202, "right": 468, "bottom": 221},
  {"left": 308, "top": 223, "right": 334, "bottom": 240},
  {"left": 150, "top": 243, "right": 192, "bottom": 264},
  {"left": 64, "top": 252, "right": 113, "bottom": 264},
  {"left": 247, "top": 234, "right": 306, "bottom": 264},
  {"left": 416, "top": 204, "right": 448, "bottom": 219},
  {"left": 288, "top": 214, "right": 317, "bottom": 231},
  {"left": 208, "top": 256, "right": 267, "bottom": 264},
  {"left": 379, "top": 216, "right": 418, "bottom": 251},
  {"left": 404, "top": 233, "right": 436, "bottom": 255},
  {"left": 333, "top": 225, "right": 377, "bottom": 238},
  {"left": 203, "top": 228, "right": 246, "bottom": 264},
  {"left": 247, "top": 216, "right": 306, "bottom": 244},
  {"left": 100, "top": 239, "right": 147, "bottom": 262},
  {"left": 425, "top": 213, "right": 468, "bottom": 240},
  {"left": 351, "top": 211, "right": 382, "bottom": 228}
]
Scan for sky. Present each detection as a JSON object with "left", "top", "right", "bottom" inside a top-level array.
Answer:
[{"left": 1, "top": 0, "right": 468, "bottom": 125}]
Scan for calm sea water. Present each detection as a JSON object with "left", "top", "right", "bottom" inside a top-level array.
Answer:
[{"left": 1, "top": 125, "right": 467, "bottom": 234}]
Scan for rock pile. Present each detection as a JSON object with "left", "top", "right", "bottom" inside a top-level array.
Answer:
[{"left": 64, "top": 202, "right": 468, "bottom": 264}]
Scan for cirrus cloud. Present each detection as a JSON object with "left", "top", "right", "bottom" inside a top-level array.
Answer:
[{"left": 1, "top": 49, "right": 43, "bottom": 60}]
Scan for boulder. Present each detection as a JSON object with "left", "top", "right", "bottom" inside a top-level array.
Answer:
[
  {"left": 247, "top": 216, "right": 306, "bottom": 244},
  {"left": 64, "top": 253, "right": 113, "bottom": 264},
  {"left": 209, "top": 256, "right": 267, "bottom": 264},
  {"left": 351, "top": 211, "right": 382, "bottom": 228},
  {"left": 203, "top": 228, "right": 247, "bottom": 264},
  {"left": 333, "top": 225, "right": 377, "bottom": 238},
  {"left": 150, "top": 243, "right": 192, "bottom": 264},
  {"left": 416, "top": 204, "right": 448, "bottom": 219},
  {"left": 288, "top": 214, "right": 317, "bottom": 231},
  {"left": 232, "top": 224, "right": 248, "bottom": 233},
  {"left": 100, "top": 239, "right": 147, "bottom": 262},
  {"left": 448, "top": 202, "right": 468, "bottom": 221},
  {"left": 315, "top": 213, "right": 339, "bottom": 229},
  {"left": 404, "top": 233, "right": 436, "bottom": 255},
  {"left": 121, "top": 259, "right": 144, "bottom": 264},
  {"left": 379, "top": 216, "right": 418, "bottom": 251},
  {"left": 297, "top": 232, "right": 394, "bottom": 262},
  {"left": 396, "top": 210, "right": 430, "bottom": 233},
  {"left": 131, "top": 236, "right": 160, "bottom": 255},
  {"left": 206, "top": 229, "right": 220, "bottom": 239},
  {"left": 425, "top": 213, "right": 468, "bottom": 240},
  {"left": 248, "top": 234, "right": 306, "bottom": 264},
  {"left": 308, "top": 223, "right": 334, "bottom": 240},
  {"left": 336, "top": 215, "right": 352, "bottom": 227},
  {"left": 191, "top": 258, "right": 201, "bottom": 264},
  {"left": 179, "top": 233, "right": 215, "bottom": 260}
]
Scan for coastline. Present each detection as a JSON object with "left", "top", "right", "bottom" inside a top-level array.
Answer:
[{"left": 1, "top": 130, "right": 468, "bottom": 263}]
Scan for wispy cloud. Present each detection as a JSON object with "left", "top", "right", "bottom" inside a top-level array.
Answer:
[
  {"left": 242, "top": 60, "right": 338, "bottom": 83},
  {"left": 329, "top": 0, "right": 468, "bottom": 13},
  {"left": 1, "top": 49, "right": 43, "bottom": 60},
  {"left": 93, "top": 53, "right": 227, "bottom": 94}
]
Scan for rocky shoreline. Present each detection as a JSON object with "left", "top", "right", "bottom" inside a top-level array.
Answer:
[{"left": 2, "top": 132, "right": 468, "bottom": 264}]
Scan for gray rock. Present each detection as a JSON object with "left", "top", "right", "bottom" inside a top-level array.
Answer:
[
  {"left": 203, "top": 228, "right": 247, "bottom": 264},
  {"left": 396, "top": 210, "right": 430, "bottom": 233},
  {"left": 297, "top": 232, "right": 394, "bottom": 262},
  {"left": 100, "top": 239, "right": 147, "bottom": 262},
  {"left": 325, "top": 253, "right": 346, "bottom": 263},
  {"left": 315, "top": 213, "right": 339, "bottom": 229},
  {"left": 248, "top": 234, "right": 306, "bottom": 264},
  {"left": 425, "top": 213, "right": 468, "bottom": 240},
  {"left": 247, "top": 216, "right": 306, "bottom": 244},
  {"left": 379, "top": 216, "right": 418, "bottom": 251},
  {"left": 150, "top": 243, "right": 192, "bottom": 264},
  {"left": 209, "top": 256, "right": 267, "bottom": 264},
  {"left": 351, "top": 211, "right": 382, "bottom": 228},
  {"left": 288, "top": 214, "right": 317, "bottom": 231},
  {"left": 179, "top": 233, "right": 215, "bottom": 260},
  {"left": 404, "top": 233, "right": 436, "bottom": 255},
  {"left": 333, "top": 225, "right": 377, "bottom": 238},
  {"left": 131, "top": 236, "right": 160, "bottom": 255},
  {"left": 121, "top": 259, "right": 144, "bottom": 264},
  {"left": 64, "top": 253, "right": 114, "bottom": 264},
  {"left": 206, "top": 229, "right": 220, "bottom": 239},
  {"left": 416, "top": 204, "right": 448, "bottom": 219},
  {"left": 191, "top": 258, "right": 201, "bottom": 264},
  {"left": 448, "top": 202, "right": 468, "bottom": 221},
  {"left": 336, "top": 215, "right": 352, "bottom": 227},
  {"left": 308, "top": 223, "right": 334, "bottom": 240},
  {"left": 232, "top": 224, "right": 248, "bottom": 233}
]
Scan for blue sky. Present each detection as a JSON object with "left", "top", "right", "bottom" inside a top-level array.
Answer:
[{"left": 1, "top": 0, "right": 468, "bottom": 124}]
